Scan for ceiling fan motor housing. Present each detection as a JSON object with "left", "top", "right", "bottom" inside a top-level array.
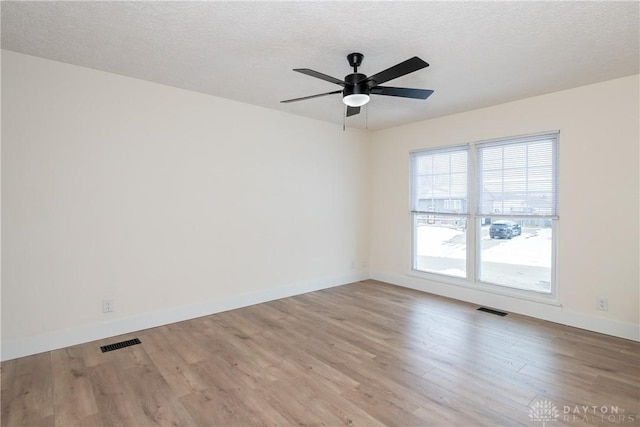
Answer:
[{"left": 344, "top": 73, "right": 369, "bottom": 97}]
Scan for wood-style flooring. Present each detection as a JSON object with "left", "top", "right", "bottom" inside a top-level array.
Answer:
[{"left": 2, "top": 280, "right": 639, "bottom": 426}]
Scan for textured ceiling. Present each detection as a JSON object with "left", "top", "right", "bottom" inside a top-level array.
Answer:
[{"left": 2, "top": 1, "right": 639, "bottom": 130}]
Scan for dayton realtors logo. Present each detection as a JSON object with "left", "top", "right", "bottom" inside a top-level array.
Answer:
[
  {"left": 562, "top": 404, "right": 637, "bottom": 424},
  {"left": 529, "top": 398, "right": 639, "bottom": 425}
]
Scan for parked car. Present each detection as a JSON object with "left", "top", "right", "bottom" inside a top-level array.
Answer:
[{"left": 489, "top": 220, "right": 522, "bottom": 239}]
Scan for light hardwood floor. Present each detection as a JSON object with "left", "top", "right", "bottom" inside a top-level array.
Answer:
[{"left": 2, "top": 280, "right": 639, "bottom": 426}]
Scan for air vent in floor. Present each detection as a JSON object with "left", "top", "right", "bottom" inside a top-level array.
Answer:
[
  {"left": 477, "top": 307, "right": 508, "bottom": 316},
  {"left": 100, "top": 338, "right": 141, "bottom": 353}
]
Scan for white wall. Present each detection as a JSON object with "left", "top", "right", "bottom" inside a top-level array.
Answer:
[
  {"left": 370, "top": 75, "right": 640, "bottom": 340},
  {"left": 1, "top": 51, "right": 370, "bottom": 360}
]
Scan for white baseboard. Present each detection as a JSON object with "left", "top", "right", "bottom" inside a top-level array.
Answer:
[
  {"left": 371, "top": 271, "right": 640, "bottom": 342},
  {"left": 4, "top": 270, "right": 636, "bottom": 361},
  {"left": 1, "top": 272, "right": 368, "bottom": 361}
]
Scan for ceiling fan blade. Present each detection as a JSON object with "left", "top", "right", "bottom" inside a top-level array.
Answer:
[
  {"left": 346, "top": 106, "right": 361, "bottom": 117},
  {"left": 281, "top": 90, "right": 342, "bottom": 103},
  {"left": 370, "top": 86, "right": 434, "bottom": 100},
  {"left": 364, "top": 57, "right": 429, "bottom": 86},
  {"left": 293, "top": 69, "right": 346, "bottom": 86}
]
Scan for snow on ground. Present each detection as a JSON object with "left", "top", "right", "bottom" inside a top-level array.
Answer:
[
  {"left": 416, "top": 226, "right": 465, "bottom": 259},
  {"left": 416, "top": 225, "right": 552, "bottom": 267},
  {"left": 482, "top": 228, "right": 552, "bottom": 267}
]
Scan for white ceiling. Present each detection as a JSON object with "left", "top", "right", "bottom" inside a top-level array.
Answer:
[{"left": 2, "top": 1, "right": 639, "bottom": 131}]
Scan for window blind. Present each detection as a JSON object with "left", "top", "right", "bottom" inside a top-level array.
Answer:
[
  {"left": 411, "top": 146, "right": 469, "bottom": 215},
  {"left": 476, "top": 132, "right": 558, "bottom": 218}
]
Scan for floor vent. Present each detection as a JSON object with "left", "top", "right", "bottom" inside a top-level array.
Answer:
[
  {"left": 100, "top": 338, "right": 141, "bottom": 353},
  {"left": 477, "top": 307, "right": 508, "bottom": 317}
]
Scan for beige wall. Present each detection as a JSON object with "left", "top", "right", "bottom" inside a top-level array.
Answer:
[
  {"left": 1, "top": 51, "right": 370, "bottom": 359},
  {"left": 370, "top": 75, "right": 639, "bottom": 339}
]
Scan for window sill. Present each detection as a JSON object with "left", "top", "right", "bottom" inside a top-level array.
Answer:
[{"left": 407, "top": 270, "right": 561, "bottom": 307}]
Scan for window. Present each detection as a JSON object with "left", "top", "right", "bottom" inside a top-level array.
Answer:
[
  {"left": 477, "top": 134, "right": 558, "bottom": 293},
  {"left": 411, "top": 146, "right": 469, "bottom": 278},
  {"left": 411, "top": 132, "right": 559, "bottom": 296}
]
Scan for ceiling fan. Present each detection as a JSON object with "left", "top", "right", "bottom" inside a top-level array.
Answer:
[{"left": 281, "top": 53, "right": 434, "bottom": 117}]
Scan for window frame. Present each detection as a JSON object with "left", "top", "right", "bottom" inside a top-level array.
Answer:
[
  {"left": 410, "top": 132, "right": 559, "bottom": 303},
  {"left": 410, "top": 144, "right": 470, "bottom": 279}
]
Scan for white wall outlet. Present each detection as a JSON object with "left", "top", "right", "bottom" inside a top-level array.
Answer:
[
  {"left": 103, "top": 299, "right": 115, "bottom": 313},
  {"left": 597, "top": 297, "right": 608, "bottom": 311}
]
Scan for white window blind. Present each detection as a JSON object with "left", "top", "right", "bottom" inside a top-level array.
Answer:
[
  {"left": 476, "top": 132, "right": 558, "bottom": 218},
  {"left": 411, "top": 146, "right": 468, "bottom": 214}
]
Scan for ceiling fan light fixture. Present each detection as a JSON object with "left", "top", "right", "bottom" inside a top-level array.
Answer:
[
  {"left": 343, "top": 78, "right": 370, "bottom": 107},
  {"left": 343, "top": 93, "right": 370, "bottom": 107}
]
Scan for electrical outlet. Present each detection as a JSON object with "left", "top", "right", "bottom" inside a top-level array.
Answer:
[
  {"left": 597, "top": 297, "right": 608, "bottom": 311},
  {"left": 103, "top": 299, "right": 115, "bottom": 313}
]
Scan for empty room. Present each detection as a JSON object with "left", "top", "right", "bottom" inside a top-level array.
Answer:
[{"left": 1, "top": 1, "right": 639, "bottom": 426}]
